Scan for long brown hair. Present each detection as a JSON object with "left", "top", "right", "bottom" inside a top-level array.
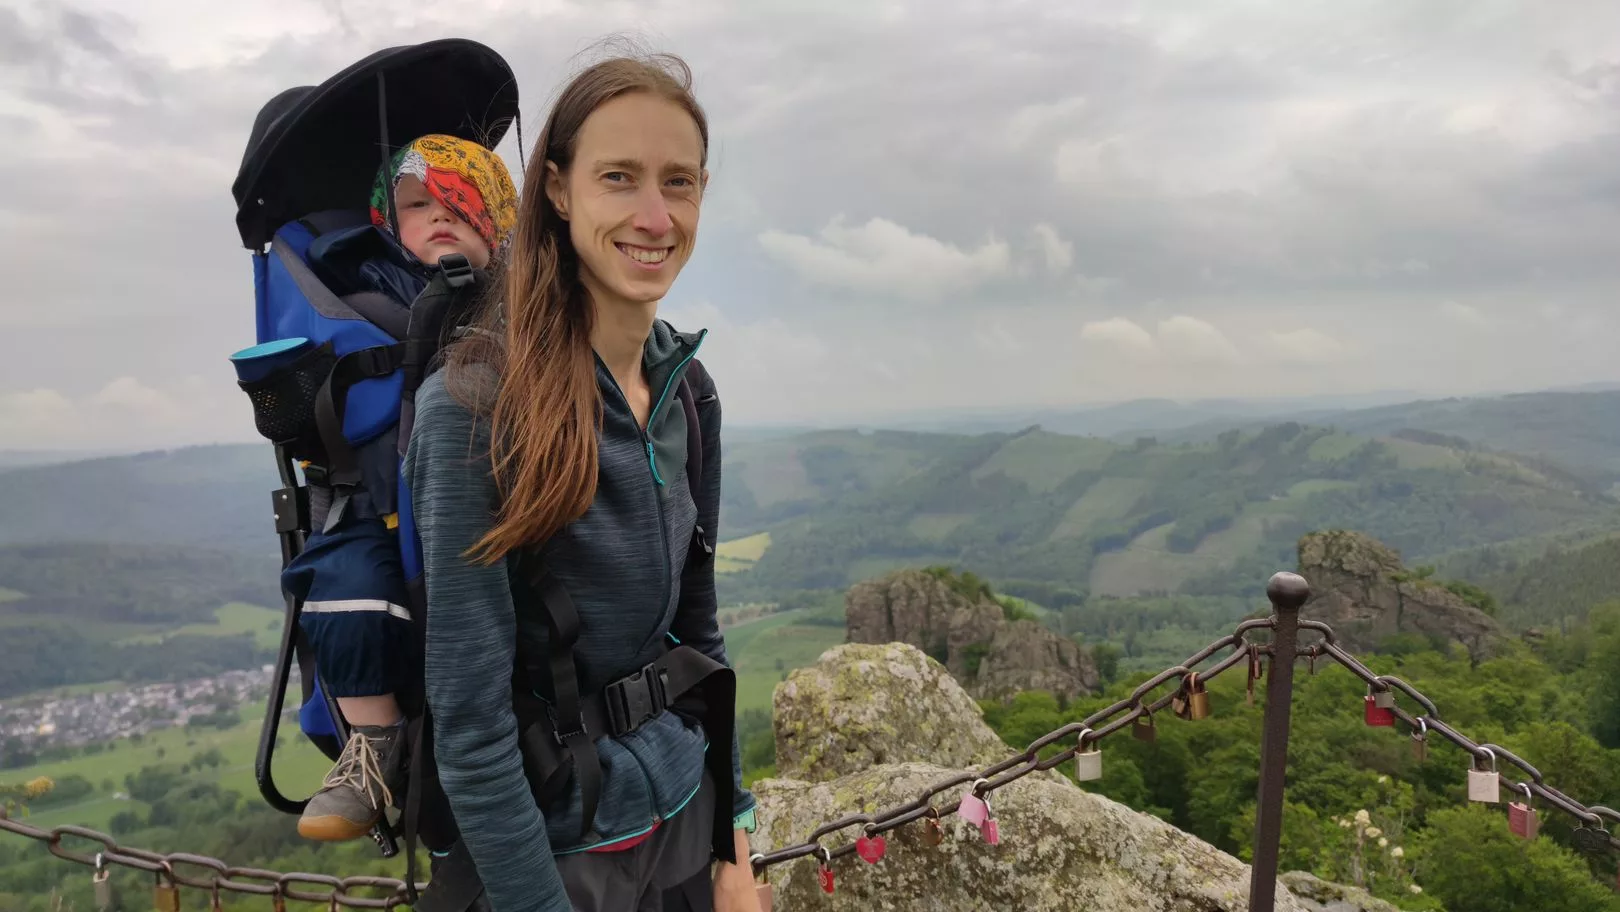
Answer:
[{"left": 444, "top": 49, "right": 710, "bottom": 565}]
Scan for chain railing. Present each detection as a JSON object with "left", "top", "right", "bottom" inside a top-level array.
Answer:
[{"left": 4, "top": 572, "right": 1618, "bottom": 910}]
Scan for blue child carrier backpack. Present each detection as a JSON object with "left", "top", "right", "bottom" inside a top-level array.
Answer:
[
  {"left": 226, "top": 37, "right": 524, "bottom": 866},
  {"left": 227, "top": 38, "right": 734, "bottom": 911}
]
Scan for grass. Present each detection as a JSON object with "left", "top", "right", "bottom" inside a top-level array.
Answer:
[
  {"left": 14, "top": 680, "right": 129, "bottom": 701},
  {"left": 1287, "top": 479, "right": 1358, "bottom": 497},
  {"left": 116, "top": 602, "right": 284, "bottom": 650},
  {"left": 715, "top": 531, "right": 771, "bottom": 574},
  {"left": 6, "top": 711, "right": 332, "bottom": 832},
  {"left": 907, "top": 513, "right": 972, "bottom": 540},
  {"left": 971, "top": 431, "right": 1113, "bottom": 493},
  {"left": 1382, "top": 437, "right": 1467, "bottom": 471},
  {"left": 1306, "top": 432, "right": 1365, "bottom": 462},
  {"left": 723, "top": 607, "right": 844, "bottom": 715},
  {"left": 1089, "top": 512, "right": 1274, "bottom": 597},
  {"left": 1049, "top": 477, "right": 1149, "bottom": 540}
]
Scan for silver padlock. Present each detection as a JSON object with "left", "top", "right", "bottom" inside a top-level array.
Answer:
[
  {"left": 1373, "top": 686, "right": 1395, "bottom": 709},
  {"left": 1467, "top": 748, "right": 1501, "bottom": 804},
  {"left": 1074, "top": 728, "right": 1102, "bottom": 782}
]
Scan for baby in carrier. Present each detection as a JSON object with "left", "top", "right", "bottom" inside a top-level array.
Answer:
[{"left": 282, "top": 133, "right": 517, "bottom": 842}]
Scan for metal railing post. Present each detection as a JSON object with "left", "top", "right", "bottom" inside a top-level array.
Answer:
[{"left": 1249, "top": 571, "right": 1310, "bottom": 912}]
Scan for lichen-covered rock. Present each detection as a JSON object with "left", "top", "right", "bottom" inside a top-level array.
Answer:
[
  {"left": 975, "top": 619, "right": 1099, "bottom": 703},
  {"left": 771, "top": 643, "right": 1009, "bottom": 782},
  {"left": 754, "top": 642, "right": 1403, "bottom": 911},
  {"left": 1280, "top": 872, "right": 1404, "bottom": 912},
  {"left": 1297, "top": 531, "right": 1505, "bottom": 660},
  {"left": 751, "top": 762, "right": 1315, "bottom": 912},
  {"left": 844, "top": 569, "right": 1098, "bottom": 702}
]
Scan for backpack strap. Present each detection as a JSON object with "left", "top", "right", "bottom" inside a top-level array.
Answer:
[
  {"left": 676, "top": 358, "right": 715, "bottom": 558},
  {"left": 313, "top": 343, "right": 406, "bottom": 530}
]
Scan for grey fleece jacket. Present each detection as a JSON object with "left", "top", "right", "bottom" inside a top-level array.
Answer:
[{"left": 402, "top": 319, "right": 754, "bottom": 912}]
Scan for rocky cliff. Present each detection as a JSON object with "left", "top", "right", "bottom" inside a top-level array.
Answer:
[
  {"left": 1297, "top": 531, "right": 1506, "bottom": 660},
  {"left": 844, "top": 569, "right": 1098, "bottom": 702},
  {"left": 750, "top": 642, "right": 1401, "bottom": 912}
]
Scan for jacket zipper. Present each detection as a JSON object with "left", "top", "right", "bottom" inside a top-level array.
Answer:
[{"left": 597, "top": 331, "right": 706, "bottom": 829}]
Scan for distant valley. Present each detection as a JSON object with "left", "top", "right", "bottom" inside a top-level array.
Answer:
[{"left": 4, "top": 387, "right": 1620, "bottom": 696}]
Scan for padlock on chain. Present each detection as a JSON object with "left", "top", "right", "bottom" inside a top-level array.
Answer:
[
  {"left": 1132, "top": 707, "right": 1157, "bottom": 743},
  {"left": 152, "top": 868, "right": 181, "bottom": 912},
  {"left": 1410, "top": 717, "right": 1429, "bottom": 763},
  {"left": 1467, "top": 748, "right": 1501, "bottom": 804},
  {"left": 1245, "top": 644, "right": 1263, "bottom": 706},
  {"left": 1074, "top": 727, "right": 1103, "bottom": 782},
  {"left": 922, "top": 807, "right": 945, "bottom": 846},
  {"left": 1182, "top": 672, "right": 1211, "bottom": 720},
  {"left": 815, "top": 845, "right": 835, "bottom": 894},
  {"left": 92, "top": 853, "right": 113, "bottom": 912},
  {"left": 1508, "top": 783, "right": 1540, "bottom": 839},
  {"left": 1571, "top": 823, "right": 1612, "bottom": 855},
  {"left": 1364, "top": 686, "right": 1395, "bottom": 727},
  {"left": 750, "top": 854, "right": 773, "bottom": 912}
]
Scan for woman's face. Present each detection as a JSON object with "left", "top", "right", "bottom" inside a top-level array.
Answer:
[{"left": 546, "top": 92, "right": 707, "bottom": 311}]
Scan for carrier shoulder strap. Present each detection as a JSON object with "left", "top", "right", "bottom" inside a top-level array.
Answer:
[{"left": 313, "top": 342, "right": 406, "bottom": 530}]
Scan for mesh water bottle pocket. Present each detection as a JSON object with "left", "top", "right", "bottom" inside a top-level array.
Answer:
[{"left": 230, "top": 338, "right": 336, "bottom": 452}]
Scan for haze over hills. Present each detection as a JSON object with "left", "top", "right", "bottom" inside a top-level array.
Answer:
[{"left": 6, "top": 387, "right": 1618, "bottom": 604}]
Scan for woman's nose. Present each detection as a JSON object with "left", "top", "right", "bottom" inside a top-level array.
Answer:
[{"left": 631, "top": 189, "right": 674, "bottom": 237}]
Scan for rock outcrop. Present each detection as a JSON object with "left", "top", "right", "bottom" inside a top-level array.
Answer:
[
  {"left": 750, "top": 642, "right": 1404, "bottom": 912},
  {"left": 844, "top": 569, "right": 1098, "bottom": 702},
  {"left": 1297, "top": 531, "right": 1506, "bottom": 660}
]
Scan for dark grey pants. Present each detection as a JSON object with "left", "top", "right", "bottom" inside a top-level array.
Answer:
[
  {"left": 553, "top": 770, "right": 717, "bottom": 912},
  {"left": 416, "top": 773, "right": 716, "bottom": 912}
]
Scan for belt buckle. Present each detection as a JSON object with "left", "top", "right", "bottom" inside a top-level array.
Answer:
[{"left": 607, "top": 661, "right": 668, "bottom": 737}]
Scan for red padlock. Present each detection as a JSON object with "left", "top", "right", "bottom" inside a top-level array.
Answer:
[{"left": 1364, "top": 694, "right": 1395, "bottom": 727}]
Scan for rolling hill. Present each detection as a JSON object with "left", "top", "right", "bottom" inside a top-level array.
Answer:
[
  {"left": 1150, "top": 390, "right": 1620, "bottom": 482},
  {"left": 719, "top": 421, "right": 1620, "bottom": 607}
]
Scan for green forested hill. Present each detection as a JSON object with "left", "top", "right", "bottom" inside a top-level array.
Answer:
[
  {"left": 721, "top": 422, "right": 1620, "bottom": 606},
  {"left": 0, "top": 444, "right": 279, "bottom": 553},
  {"left": 1439, "top": 533, "right": 1620, "bottom": 631},
  {"left": 1158, "top": 390, "right": 1620, "bottom": 481},
  {"left": 5, "top": 418, "right": 1618, "bottom": 617}
]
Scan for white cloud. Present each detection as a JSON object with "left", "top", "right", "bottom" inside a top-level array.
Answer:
[
  {"left": 1032, "top": 223, "right": 1074, "bottom": 275},
  {"left": 757, "top": 216, "right": 1011, "bottom": 301},
  {"left": 1078, "top": 315, "right": 1243, "bottom": 366},
  {"left": 1080, "top": 317, "right": 1156, "bottom": 352},
  {"left": 1156, "top": 315, "right": 1242, "bottom": 365},
  {"left": 1439, "top": 301, "right": 1494, "bottom": 329},
  {"left": 1263, "top": 328, "right": 1351, "bottom": 365},
  {"left": 0, "top": 377, "right": 255, "bottom": 450}
]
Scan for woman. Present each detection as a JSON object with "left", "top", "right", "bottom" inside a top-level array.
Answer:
[{"left": 403, "top": 51, "right": 760, "bottom": 912}]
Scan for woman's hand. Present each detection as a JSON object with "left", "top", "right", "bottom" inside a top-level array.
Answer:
[{"left": 713, "top": 827, "right": 763, "bottom": 912}]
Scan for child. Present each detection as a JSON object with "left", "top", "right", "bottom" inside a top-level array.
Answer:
[{"left": 284, "top": 133, "right": 517, "bottom": 842}]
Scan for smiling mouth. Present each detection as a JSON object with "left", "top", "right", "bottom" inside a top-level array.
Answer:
[{"left": 616, "top": 242, "right": 671, "bottom": 265}]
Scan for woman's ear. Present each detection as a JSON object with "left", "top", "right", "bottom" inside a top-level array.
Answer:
[
  {"left": 700, "top": 168, "right": 710, "bottom": 194},
  {"left": 544, "top": 161, "right": 569, "bottom": 220}
]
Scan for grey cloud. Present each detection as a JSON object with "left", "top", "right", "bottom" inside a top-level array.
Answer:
[{"left": 4, "top": 0, "right": 1620, "bottom": 442}]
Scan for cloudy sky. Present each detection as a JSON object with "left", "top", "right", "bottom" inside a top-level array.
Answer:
[{"left": 2, "top": 0, "right": 1618, "bottom": 450}]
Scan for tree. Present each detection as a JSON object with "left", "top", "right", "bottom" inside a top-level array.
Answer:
[
  {"left": 0, "top": 777, "right": 53, "bottom": 815},
  {"left": 1416, "top": 806, "right": 1620, "bottom": 912}
]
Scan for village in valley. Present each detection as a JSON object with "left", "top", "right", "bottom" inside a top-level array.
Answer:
[{"left": 0, "top": 667, "right": 276, "bottom": 763}]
